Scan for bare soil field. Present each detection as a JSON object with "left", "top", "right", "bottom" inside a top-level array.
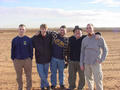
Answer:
[{"left": 0, "top": 29, "right": 120, "bottom": 90}]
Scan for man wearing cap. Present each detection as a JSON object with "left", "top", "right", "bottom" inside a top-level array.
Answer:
[{"left": 68, "top": 26, "right": 86, "bottom": 90}]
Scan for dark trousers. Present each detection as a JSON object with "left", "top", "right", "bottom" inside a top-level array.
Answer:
[{"left": 68, "top": 61, "right": 85, "bottom": 90}]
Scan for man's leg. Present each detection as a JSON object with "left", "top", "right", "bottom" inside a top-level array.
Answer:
[
  {"left": 84, "top": 64, "right": 94, "bottom": 90},
  {"left": 57, "top": 59, "right": 65, "bottom": 86},
  {"left": 50, "top": 57, "right": 58, "bottom": 87},
  {"left": 43, "top": 63, "right": 50, "bottom": 88},
  {"left": 37, "top": 64, "right": 46, "bottom": 88},
  {"left": 68, "top": 61, "right": 76, "bottom": 90},
  {"left": 24, "top": 58, "right": 32, "bottom": 90},
  {"left": 92, "top": 63, "right": 103, "bottom": 90},
  {"left": 13, "top": 59, "right": 24, "bottom": 90},
  {"left": 77, "top": 62, "right": 85, "bottom": 90}
]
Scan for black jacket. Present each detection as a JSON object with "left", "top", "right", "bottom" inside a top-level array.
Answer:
[
  {"left": 68, "top": 35, "right": 86, "bottom": 61},
  {"left": 32, "top": 32, "right": 52, "bottom": 64}
]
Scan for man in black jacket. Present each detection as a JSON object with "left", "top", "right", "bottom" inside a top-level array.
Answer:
[
  {"left": 68, "top": 26, "right": 85, "bottom": 90},
  {"left": 32, "top": 24, "right": 52, "bottom": 90}
]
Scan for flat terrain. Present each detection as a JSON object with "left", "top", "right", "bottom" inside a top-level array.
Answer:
[{"left": 0, "top": 30, "right": 120, "bottom": 90}]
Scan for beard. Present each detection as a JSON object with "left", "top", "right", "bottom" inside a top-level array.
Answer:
[{"left": 88, "top": 32, "right": 94, "bottom": 37}]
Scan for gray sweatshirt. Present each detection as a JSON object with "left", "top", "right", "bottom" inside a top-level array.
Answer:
[{"left": 80, "top": 34, "right": 108, "bottom": 66}]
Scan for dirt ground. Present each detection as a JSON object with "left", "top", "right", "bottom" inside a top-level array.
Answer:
[{"left": 0, "top": 30, "right": 120, "bottom": 90}]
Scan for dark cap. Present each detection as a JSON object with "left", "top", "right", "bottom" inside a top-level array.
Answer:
[
  {"left": 95, "top": 32, "right": 101, "bottom": 36},
  {"left": 73, "top": 25, "right": 82, "bottom": 32}
]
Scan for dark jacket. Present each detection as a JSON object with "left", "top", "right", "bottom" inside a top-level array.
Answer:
[
  {"left": 32, "top": 32, "right": 52, "bottom": 64},
  {"left": 11, "top": 36, "right": 33, "bottom": 60},
  {"left": 52, "top": 34, "right": 69, "bottom": 60},
  {"left": 68, "top": 35, "right": 86, "bottom": 61}
]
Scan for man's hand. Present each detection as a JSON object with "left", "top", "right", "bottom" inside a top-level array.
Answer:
[
  {"left": 80, "top": 66, "right": 84, "bottom": 71},
  {"left": 96, "top": 60, "right": 101, "bottom": 64},
  {"left": 35, "top": 31, "right": 40, "bottom": 36},
  {"left": 64, "top": 63, "right": 68, "bottom": 69}
]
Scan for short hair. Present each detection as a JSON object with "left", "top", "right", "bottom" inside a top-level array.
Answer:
[
  {"left": 87, "top": 23, "right": 94, "bottom": 28},
  {"left": 40, "top": 24, "right": 48, "bottom": 29},
  {"left": 19, "top": 24, "right": 26, "bottom": 27},
  {"left": 60, "top": 25, "right": 66, "bottom": 29}
]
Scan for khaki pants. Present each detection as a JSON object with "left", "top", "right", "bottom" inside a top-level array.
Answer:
[
  {"left": 13, "top": 58, "right": 32, "bottom": 90},
  {"left": 84, "top": 63, "right": 103, "bottom": 90},
  {"left": 68, "top": 61, "right": 85, "bottom": 90}
]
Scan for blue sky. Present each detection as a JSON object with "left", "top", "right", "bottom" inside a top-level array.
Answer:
[{"left": 0, "top": 0, "right": 120, "bottom": 28}]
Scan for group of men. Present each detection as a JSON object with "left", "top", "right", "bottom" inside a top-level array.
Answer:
[{"left": 11, "top": 23, "right": 108, "bottom": 90}]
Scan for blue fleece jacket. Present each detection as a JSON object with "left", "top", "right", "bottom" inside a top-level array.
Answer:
[{"left": 11, "top": 36, "right": 33, "bottom": 60}]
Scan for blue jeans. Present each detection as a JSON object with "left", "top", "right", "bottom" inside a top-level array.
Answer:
[
  {"left": 50, "top": 57, "right": 65, "bottom": 86},
  {"left": 37, "top": 63, "right": 49, "bottom": 88}
]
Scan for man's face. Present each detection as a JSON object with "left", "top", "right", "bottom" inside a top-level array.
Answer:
[
  {"left": 18, "top": 26, "right": 26, "bottom": 36},
  {"left": 40, "top": 27, "right": 47, "bottom": 36},
  {"left": 59, "top": 28, "right": 66, "bottom": 37},
  {"left": 86, "top": 24, "right": 94, "bottom": 34},
  {"left": 74, "top": 29, "right": 82, "bottom": 39}
]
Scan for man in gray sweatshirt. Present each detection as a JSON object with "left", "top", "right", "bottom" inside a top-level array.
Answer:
[{"left": 80, "top": 24, "right": 108, "bottom": 90}]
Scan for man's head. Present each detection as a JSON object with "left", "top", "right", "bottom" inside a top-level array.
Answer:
[
  {"left": 86, "top": 24, "right": 94, "bottom": 36},
  {"left": 40, "top": 24, "right": 48, "bottom": 36},
  {"left": 59, "top": 25, "right": 67, "bottom": 37},
  {"left": 18, "top": 24, "right": 26, "bottom": 37},
  {"left": 73, "top": 25, "right": 82, "bottom": 39}
]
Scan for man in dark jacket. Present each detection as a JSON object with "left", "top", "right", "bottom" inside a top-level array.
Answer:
[
  {"left": 68, "top": 26, "right": 85, "bottom": 90},
  {"left": 50, "top": 25, "right": 68, "bottom": 89},
  {"left": 32, "top": 24, "right": 52, "bottom": 90}
]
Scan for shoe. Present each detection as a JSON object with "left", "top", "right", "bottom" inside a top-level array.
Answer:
[
  {"left": 66, "top": 88, "right": 71, "bottom": 90},
  {"left": 47, "top": 86, "right": 50, "bottom": 90},
  {"left": 60, "top": 85, "right": 65, "bottom": 89},
  {"left": 41, "top": 87, "right": 45, "bottom": 90},
  {"left": 51, "top": 85, "right": 56, "bottom": 89}
]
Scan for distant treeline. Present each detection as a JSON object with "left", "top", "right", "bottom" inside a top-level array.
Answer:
[{"left": 0, "top": 27, "right": 120, "bottom": 32}]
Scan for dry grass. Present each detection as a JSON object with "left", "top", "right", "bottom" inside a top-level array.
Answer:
[{"left": 0, "top": 29, "right": 120, "bottom": 90}]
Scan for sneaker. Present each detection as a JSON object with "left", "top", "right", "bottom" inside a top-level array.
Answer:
[
  {"left": 51, "top": 85, "right": 56, "bottom": 89},
  {"left": 60, "top": 85, "right": 65, "bottom": 89},
  {"left": 47, "top": 86, "right": 50, "bottom": 90},
  {"left": 66, "top": 88, "right": 71, "bottom": 90},
  {"left": 41, "top": 87, "right": 45, "bottom": 90}
]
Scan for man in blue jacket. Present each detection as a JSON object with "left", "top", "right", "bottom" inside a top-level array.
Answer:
[
  {"left": 50, "top": 25, "right": 68, "bottom": 89},
  {"left": 11, "top": 24, "right": 33, "bottom": 90}
]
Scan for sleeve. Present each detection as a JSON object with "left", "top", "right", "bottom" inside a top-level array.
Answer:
[
  {"left": 31, "top": 36, "right": 35, "bottom": 48},
  {"left": 49, "top": 31, "right": 58, "bottom": 40},
  {"left": 80, "top": 39, "right": 85, "bottom": 67},
  {"left": 29, "top": 39, "right": 33, "bottom": 60},
  {"left": 99, "top": 37, "right": 108, "bottom": 62},
  {"left": 67, "top": 37, "right": 71, "bottom": 61},
  {"left": 63, "top": 37, "right": 69, "bottom": 62},
  {"left": 11, "top": 39, "right": 15, "bottom": 60}
]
